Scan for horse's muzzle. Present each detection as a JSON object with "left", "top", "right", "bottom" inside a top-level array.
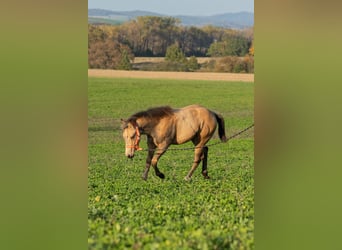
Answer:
[
  {"left": 125, "top": 142, "right": 141, "bottom": 158},
  {"left": 125, "top": 149, "right": 135, "bottom": 158}
]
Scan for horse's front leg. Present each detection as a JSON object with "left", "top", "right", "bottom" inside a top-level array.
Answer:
[
  {"left": 151, "top": 142, "right": 170, "bottom": 179},
  {"left": 142, "top": 136, "right": 156, "bottom": 180}
]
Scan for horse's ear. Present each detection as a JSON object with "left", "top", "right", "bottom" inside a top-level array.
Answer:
[{"left": 120, "top": 119, "right": 127, "bottom": 128}]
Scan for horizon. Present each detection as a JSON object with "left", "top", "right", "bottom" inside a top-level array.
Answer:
[
  {"left": 88, "top": 0, "right": 254, "bottom": 16},
  {"left": 88, "top": 8, "right": 254, "bottom": 16}
]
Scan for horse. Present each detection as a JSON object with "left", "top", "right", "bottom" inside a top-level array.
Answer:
[{"left": 121, "top": 104, "right": 227, "bottom": 181}]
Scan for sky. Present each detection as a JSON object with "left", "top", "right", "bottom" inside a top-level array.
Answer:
[{"left": 88, "top": 0, "right": 254, "bottom": 16}]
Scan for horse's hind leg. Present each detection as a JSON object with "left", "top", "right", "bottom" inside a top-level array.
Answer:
[
  {"left": 184, "top": 147, "right": 204, "bottom": 181},
  {"left": 201, "top": 146, "right": 210, "bottom": 179}
]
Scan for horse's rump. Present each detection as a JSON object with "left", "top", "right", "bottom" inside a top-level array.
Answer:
[{"left": 171, "top": 105, "right": 217, "bottom": 144}]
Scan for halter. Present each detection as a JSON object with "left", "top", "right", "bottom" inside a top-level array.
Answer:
[{"left": 126, "top": 126, "right": 143, "bottom": 151}]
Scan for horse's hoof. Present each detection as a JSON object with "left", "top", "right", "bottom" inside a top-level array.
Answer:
[
  {"left": 184, "top": 176, "right": 192, "bottom": 181},
  {"left": 141, "top": 175, "right": 148, "bottom": 181},
  {"left": 202, "top": 171, "right": 210, "bottom": 179},
  {"left": 157, "top": 172, "right": 165, "bottom": 179}
]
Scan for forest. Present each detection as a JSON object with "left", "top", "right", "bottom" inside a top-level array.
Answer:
[{"left": 88, "top": 16, "right": 254, "bottom": 73}]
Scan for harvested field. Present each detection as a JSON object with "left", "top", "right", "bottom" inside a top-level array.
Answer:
[
  {"left": 133, "top": 57, "right": 220, "bottom": 64},
  {"left": 88, "top": 69, "right": 254, "bottom": 82}
]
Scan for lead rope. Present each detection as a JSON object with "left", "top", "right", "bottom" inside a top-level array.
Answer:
[{"left": 139, "top": 123, "right": 254, "bottom": 152}]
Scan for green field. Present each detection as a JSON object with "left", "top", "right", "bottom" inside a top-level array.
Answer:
[{"left": 88, "top": 77, "right": 254, "bottom": 249}]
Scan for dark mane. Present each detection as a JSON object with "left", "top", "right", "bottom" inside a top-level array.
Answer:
[{"left": 128, "top": 106, "right": 174, "bottom": 123}]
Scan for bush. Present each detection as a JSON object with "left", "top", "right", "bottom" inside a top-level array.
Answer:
[
  {"left": 187, "top": 56, "right": 200, "bottom": 71},
  {"left": 155, "top": 61, "right": 189, "bottom": 72},
  {"left": 200, "top": 56, "right": 254, "bottom": 73},
  {"left": 200, "top": 59, "right": 216, "bottom": 72},
  {"left": 243, "top": 56, "right": 254, "bottom": 73}
]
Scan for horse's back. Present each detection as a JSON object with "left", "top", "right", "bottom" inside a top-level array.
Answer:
[{"left": 178, "top": 105, "right": 216, "bottom": 122}]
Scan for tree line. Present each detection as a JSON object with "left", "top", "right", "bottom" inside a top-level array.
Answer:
[{"left": 88, "top": 16, "right": 254, "bottom": 72}]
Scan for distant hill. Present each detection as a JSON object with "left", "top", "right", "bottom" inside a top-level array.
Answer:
[
  {"left": 88, "top": 17, "right": 123, "bottom": 26},
  {"left": 88, "top": 9, "right": 253, "bottom": 29},
  {"left": 178, "top": 12, "right": 253, "bottom": 29}
]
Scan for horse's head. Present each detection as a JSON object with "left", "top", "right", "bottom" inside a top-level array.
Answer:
[{"left": 121, "top": 119, "right": 142, "bottom": 158}]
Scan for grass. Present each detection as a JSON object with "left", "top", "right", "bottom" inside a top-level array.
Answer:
[{"left": 88, "top": 77, "right": 254, "bottom": 249}]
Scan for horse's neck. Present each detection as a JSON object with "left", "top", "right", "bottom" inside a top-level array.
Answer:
[{"left": 136, "top": 117, "right": 155, "bottom": 134}]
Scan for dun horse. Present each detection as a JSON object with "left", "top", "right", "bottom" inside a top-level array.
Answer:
[{"left": 121, "top": 105, "right": 227, "bottom": 181}]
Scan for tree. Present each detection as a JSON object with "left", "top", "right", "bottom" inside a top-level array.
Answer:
[
  {"left": 207, "top": 35, "right": 251, "bottom": 57},
  {"left": 165, "top": 44, "right": 186, "bottom": 63},
  {"left": 207, "top": 41, "right": 225, "bottom": 57},
  {"left": 117, "top": 16, "right": 181, "bottom": 56},
  {"left": 88, "top": 25, "right": 107, "bottom": 45},
  {"left": 249, "top": 41, "right": 254, "bottom": 56},
  {"left": 179, "top": 26, "right": 211, "bottom": 56},
  {"left": 117, "top": 50, "right": 132, "bottom": 70},
  {"left": 88, "top": 39, "right": 133, "bottom": 69}
]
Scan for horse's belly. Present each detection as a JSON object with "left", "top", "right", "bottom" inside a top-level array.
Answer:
[{"left": 173, "top": 127, "right": 196, "bottom": 144}]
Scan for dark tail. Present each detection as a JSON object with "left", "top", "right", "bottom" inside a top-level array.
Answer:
[{"left": 214, "top": 113, "right": 227, "bottom": 142}]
